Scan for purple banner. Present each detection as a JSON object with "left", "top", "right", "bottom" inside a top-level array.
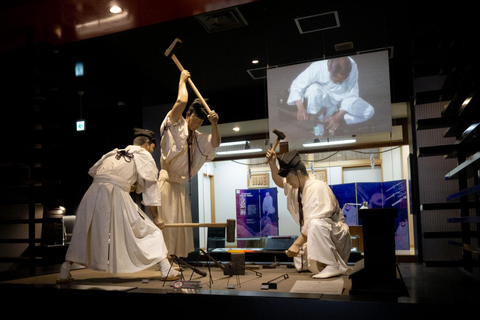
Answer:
[
  {"left": 236, "top": 189, "right": 260, "bottom": 238},
  {"left": 236, "top": 188, "right": 279, "bottom": 239}
]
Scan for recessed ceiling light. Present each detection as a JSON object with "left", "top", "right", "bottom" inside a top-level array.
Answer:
[
  {"left": 233, "top": 127, "right": 240, "bottom": 131},
  {"left": 252, "top": 59, "right": 259, "bottom": 64},
  {"left": 110, "top": 6, "right": 123, "bottom": 14}
]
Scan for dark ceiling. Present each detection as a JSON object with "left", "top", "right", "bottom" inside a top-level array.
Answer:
[
  {"left": 0, "top": 0, "right": 477, "bottom": 126},
  {"left": 0, "top": 0, "right": 477, "bottom": 209}
]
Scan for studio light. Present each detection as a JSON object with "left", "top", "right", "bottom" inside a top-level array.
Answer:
[{"left": 109, "top": 6, "right": 123, "bottom": 13}]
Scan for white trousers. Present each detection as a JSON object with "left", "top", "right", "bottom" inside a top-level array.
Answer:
[
  {"left": 305, "top": 84, "right": 374, "bottom": 124},
  {"left": 295, "top": 219, "right": 352, "bottom": 275}
]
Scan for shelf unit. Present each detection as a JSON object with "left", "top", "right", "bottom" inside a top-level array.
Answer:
[
  {"left": 0, "top": 42, "right": 67, "bottom": 271},
  {"left": 416, "top": 92, "right": 480, "bottom": 272}
]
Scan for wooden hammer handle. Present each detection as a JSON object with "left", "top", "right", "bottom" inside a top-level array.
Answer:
[
  {"left": 171, "top": 54, "right": 212, "bottom": 114},
  {"left": 264, "top": 139, "right": 281, "bottom": 164}
]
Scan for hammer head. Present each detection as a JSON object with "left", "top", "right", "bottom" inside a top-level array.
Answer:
[
  {"left": 165, "top": 38, "right": 182, "bottom": 57},
  {"left": 272, "top": 129, "right": 286, "bottom": 140}
]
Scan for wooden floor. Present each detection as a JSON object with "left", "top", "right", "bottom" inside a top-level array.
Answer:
[
  {"left": 1, "top": 261, "right": 363, "bottom": 295},
  {"left": 2, "top": 261, "right": 480, "bottom": 319}
]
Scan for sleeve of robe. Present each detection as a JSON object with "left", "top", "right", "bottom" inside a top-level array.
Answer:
[
  {"left": 133, "top": 148, "right": 161, "bottom": 207},
  {"left": 283, "top": 181, "right": 301, "bottom": 226},
  {"left": 287, "top": 61, "right": 327, "bottom": 105},
  {"left": 87, "top": 149, "right": 118, "bottom": 177},
  {"left": 194, "top": 131, "right": 216, "bottom": 162},
  {"left": 160, "top": 113, "right": 188, "bottom": 162}
]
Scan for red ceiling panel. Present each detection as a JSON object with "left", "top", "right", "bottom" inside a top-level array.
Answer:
[{"left": 0, "top": 0, "right": 257, "bottom": 52}]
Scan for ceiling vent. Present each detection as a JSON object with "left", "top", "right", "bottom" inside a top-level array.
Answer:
[
  {"left": 247, "top": 67, "right": 267, "bottom": 80},
  {"left": 357, "top": 46, "right": 394, "bottom": 59},
  {"left": 196, "top": 7, "right": 248, "bottom": 33},
  {"left": 334, "top": 41, "right": 354, "bottom": 52},
  {"left": 295, "top": 11, "right": 340, "bottom": 34}
]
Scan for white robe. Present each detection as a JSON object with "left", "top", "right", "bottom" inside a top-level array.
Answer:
[
  {"left": 65, "top": 145, "right": 167, "bottom": 273},
  {"left": 158, "top": 114, "right": 215, "bottom": 257},
  {"left": 287, "top": 58, "right": 374, "bottom": 124},
  {"left": 284, "top": 177, "right": 352, "bottom": 274}
]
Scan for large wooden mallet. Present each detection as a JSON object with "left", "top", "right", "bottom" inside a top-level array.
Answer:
[
  {"left": 264, "top": 129, "right": 286, "bottom": 163},
  {"left": 164, "top": 219, "right": 236, "bottom": 242},
  {"left": 165, "top": 38, "right": 212, "bottom": 114}
]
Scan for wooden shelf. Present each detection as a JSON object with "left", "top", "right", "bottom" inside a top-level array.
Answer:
[
  {"left": 417, "top": 144, "right": 458, "bottom": 157},
  {"left": 416, "top": 117, "right": 457, "bottom": 130},
  {"left": 447, "top": 216, "right": 480, "bottom": 223},
  {"left": 445, "top": 152, "right": 480, "bottom": 180},
  {"left": 423, "top": 231, "right": 479, "bottom": 238},
  {"left": 421, "top": 202, "right": 477, "bottom": 210},
  {"left": 448, "top": 240, "right": 480, "bottom": 254},
  {"left": 446, "top": 183, "right": 480, "bottom": 202}
]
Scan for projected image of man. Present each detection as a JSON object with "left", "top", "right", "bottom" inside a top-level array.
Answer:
[{"left": 287, "top": 56, "right": 374, "bottom": 135}]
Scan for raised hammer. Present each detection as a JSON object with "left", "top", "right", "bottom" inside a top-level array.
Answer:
[
  {"left": 264, "top": 129, "right": 286, "bottom": 163},
  {"left": 165, "top": 38, "right": 212, "bottom": 114}
]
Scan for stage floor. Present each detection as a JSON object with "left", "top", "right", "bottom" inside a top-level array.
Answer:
[
  {"left": 2, "top": 261, "right": 480, "bottom": 319},
  {"left": 1, "top": 260, "right": 364, "bottom": 296}
]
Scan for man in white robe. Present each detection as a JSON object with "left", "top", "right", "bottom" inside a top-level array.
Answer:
[
  {"left": 267, "top": 150, "right": 352, "bottom": 278},
  {"left": 158, "top": 70, "right": 220, "bottom": 258},
  {"left": 56, "top": 128, "right": 180, "bottom": 283},
  {"left": 287, "top": 56, "right": 374, "bottom": 135}
]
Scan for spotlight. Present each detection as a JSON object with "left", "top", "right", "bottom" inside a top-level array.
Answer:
[{"left": 109, "top": 6, "right": 123, "bottom": 13}]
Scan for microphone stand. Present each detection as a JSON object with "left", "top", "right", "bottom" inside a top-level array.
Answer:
[
  {"left": 198, "top": 249, "right": 224, "bottom": 288},
  {"left": 170, "top": 254, "right": 207, "bottom": 280}
]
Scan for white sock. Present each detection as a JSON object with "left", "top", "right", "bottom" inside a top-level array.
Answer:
[
  {"left": 59, "top": 262, "right": 72, "bottom": 279},
  {"left": 312, "top": 265, "right": 341, "bottom": 279},
  {"left": 159, "top": 259, "right": 180, "bottom": 277}
]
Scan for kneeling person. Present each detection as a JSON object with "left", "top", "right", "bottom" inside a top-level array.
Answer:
[
  {"left": 57, "top": 128, "right": 180, "bottom": 283},
  {"left": 268, "top": 150, "right": 352, "bottom": 278}
]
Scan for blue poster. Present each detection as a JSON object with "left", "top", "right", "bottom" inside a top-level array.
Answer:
[
  {"left": 236, "top": 188, "right": 279, "bottom": 239},
  {"left": 260, "top": 188, "right": 278, "bottom": 236},
  {"left": 236, "top": 189, "right": 260, "bottom": 238},
  {"left": 331, "top": 183, "right": 358, "bottom": 226},
  {"left": 383, "top": 180, "right": 409, "bottom": 250},
  {"left": 355, "top": 180, "right": 409, "bottom": 250},
  {"left": 356, "top": 182, "right": 384, "bottom": 209}
]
